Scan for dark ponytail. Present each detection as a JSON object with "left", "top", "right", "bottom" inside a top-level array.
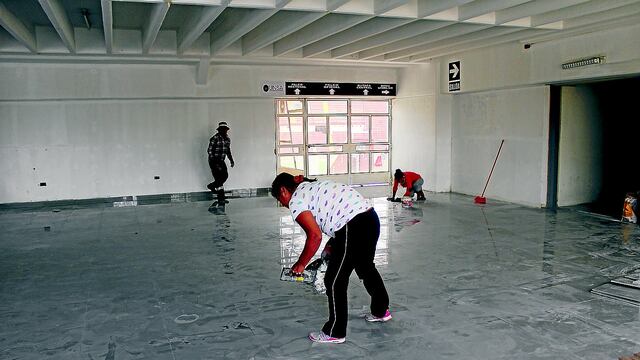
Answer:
[
  {"left": 271, "top": 172, "right": 317, "bottom": 199},
  {"left": 394, "top": 169, "right": 404, "bottom": 181}
]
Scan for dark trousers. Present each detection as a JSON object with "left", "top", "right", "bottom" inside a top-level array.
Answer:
[
  {"left": 322, "top": 209, "right": 389, "bottom": 339},
  {"left": 208, "top": 158, "right": 228, "bottom": 189}
]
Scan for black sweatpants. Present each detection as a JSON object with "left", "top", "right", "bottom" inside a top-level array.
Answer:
[
  {"left": 208, "top": 158, "right": 228, "bottom": 189},
  {"left": 322, "top": 209, "right": 389, "bottom": 339}
]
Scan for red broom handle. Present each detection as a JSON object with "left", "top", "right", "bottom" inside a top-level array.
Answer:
[{"left": 480, "top": 139, "right": 504, "bottom": 197}]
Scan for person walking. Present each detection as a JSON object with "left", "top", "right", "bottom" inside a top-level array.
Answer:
[
  {"left": 271, "top": 173, "right": 391, "bottom": 344},
  {"left": 389, "top": 168, "right": 426, "bottom": 201},
  {"left": 207, "top": 122, "right": 235, "bottom": 201}
]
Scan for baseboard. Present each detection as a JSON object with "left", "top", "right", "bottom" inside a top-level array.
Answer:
[{"left": 0, "top": 187, "right": 271, "bottom": 212}]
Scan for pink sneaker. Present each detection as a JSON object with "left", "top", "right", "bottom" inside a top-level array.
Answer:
[
  {"left": 308, "top": 331, "right": 346, "bottom": 344},
  {"left": 365, "top": 309, "right": 392, "bottom": 322}
]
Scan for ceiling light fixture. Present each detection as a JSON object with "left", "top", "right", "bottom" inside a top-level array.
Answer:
[{"left": 561, "top": 56, "right": 606, "bottom": 70}]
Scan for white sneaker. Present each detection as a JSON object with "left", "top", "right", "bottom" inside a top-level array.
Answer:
[
  {"left": 365, "top": 309, "right": 392, "bottom": 322},
  {"left": 308, "top": 331, "right": 345, "bottom": 344}
]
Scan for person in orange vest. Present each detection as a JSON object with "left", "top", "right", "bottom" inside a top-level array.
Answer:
[
  {"left": 621, "top": 191, "right": 638, "bottom": 224},
  {"left": 388, "top": 169, "right": 426, "bottom": 202}
]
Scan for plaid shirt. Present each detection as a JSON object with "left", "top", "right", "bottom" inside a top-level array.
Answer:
[{"left": 208, "top": 133, "right": 233, "bottom": 162}]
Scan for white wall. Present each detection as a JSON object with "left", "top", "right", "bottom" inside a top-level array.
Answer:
[
  {"left": 392, "top": 63, "right": 440, "bottom": 192},
  {"left": 439, "top": 23, "right": 640, "bottom": 94},
  {"left": 451, "top": 86, "right": 550, "bottom": 207},
  {"left": 557, "top": 86, "right": 602, "bottom": 206},
  {"left": 438, "top": 21, "right": 640, "bottom": 207},
  {"left": 0, "top": 63, "right": 398, "bottom": 203}
]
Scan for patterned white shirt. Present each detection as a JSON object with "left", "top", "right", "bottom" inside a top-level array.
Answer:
[{"left": 289, "top": 181, "right": 371, "bottom": 237}]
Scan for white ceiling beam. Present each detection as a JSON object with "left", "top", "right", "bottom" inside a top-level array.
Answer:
[
  {"left": 495, "top": 0, "right": 589, "bottom": 25},
  {"left": 302, "top": 17, "right": 414, "bottom": 57},
  {"left": 211, "top": 0, "right": 292, "bottom": 55},
  {"left": 374, "top": 0, "right": 412, "bottom": 15},
  {"left": 417, "top": 0, "right": 475, "bottom": 17},
  {"left": 101, "top": 0, "right": 113, "bottom": 53},
  {"left": 360, "top": 23, "right": 490, "bottom": 60},
  {"left": 331, "top": 20, "right": 452, "bottom": 58},
  {"left": 142, "top": 1, "right": 171, "bottom": 53},
  {"left": 38, "top": 0, "right": 75, "bottom": 53},
  {"left": 242, "top": 11, "right": 326, "bottom": 55},
  {"left": 178, "top": 2, "right": 229, "bottom": 53},
  {"left": 326, "top": 0, "right": 352, "bottom": 11},
  {"left": 113, "top": 0, "right": 222, "bottom": 3},
  {"left": 522, "top": 13, "right": 640, "bottom": 44},
  {"left": 408, "top": 28, "right": 553, "bottom": 61},
  {"left": 458, "top": 0, "right": 532, "bottom": 21},
  {"left": 531, "top": 0, "right": 640, "bottom": 27},
  {"left": 384, "top": 26, "right": 522, "bottom": 60},
  {"left": 171, "top": 0, "right": 225, "bottom": 4},
  {"left": 0, "top": 2, "right": 37, "bottom": 52},
  {"left": 562, "top": 2, "right": 640, "bottom": 29},
  {"left": 273, "top": 13, "right": 370, "bottom": 56}
]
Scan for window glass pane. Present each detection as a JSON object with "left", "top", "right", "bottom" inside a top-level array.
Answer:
[
  {"left": 330, "top": 154, "right": 348, "bottom": 174},
  {"left": 308, "top": 146, "right": 342, "bottom": 153},
  {"left": 371, "top": 116, "right": 388, "bottom": 143},
  {"left": 371, "top": 152, "right": 389, "bottom": 173},
  {"left": 356, "top": 144, "right": 389, "bottom": 151},
  {"left": 350, "top": 116, "right": 369, "bottom": 143},
  {"left": 351, "top": 100, "right": 389, "bottom": 114},
  {"left": 308, "top": 100, "right": 348, "bottom": 114},
  {"left": 278, "top": 147, "right": 300, "bottom": 154},
  {"left": 308, "top": 155, "right": 328, "bottom": 176},
  {"left": 277, "top": 100, "right": 303, "bottom": 114},
  {"left": 279, "top": 156, "right": 304, "bottom": 171},
  {"left": 307, "top": 117, "right": 327, "bottom": 144},
  {"left": 328, "top": 116, "right": 348, "bottom": 144},
  {"left": 350, "top": 153, "right": 370, "bottom": 173},
  {"left": 278, "top": 117, "right": 303, "bottom": 145}
]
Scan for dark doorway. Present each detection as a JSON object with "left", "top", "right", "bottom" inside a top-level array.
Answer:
[
  {"left": 553, "top": 76, "right": 640, "bottom": 218},
  {"left": 588, "top": 77, "right": 640, "bottom": 217}
]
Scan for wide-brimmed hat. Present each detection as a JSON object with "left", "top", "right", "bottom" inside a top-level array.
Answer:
[{"left": 217, "top": 121, "right": 230, "bottom": 130}]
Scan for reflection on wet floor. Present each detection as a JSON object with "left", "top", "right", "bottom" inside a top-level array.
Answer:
[{"left": 1, "top": 192, "right": 639, "bottom": 359}]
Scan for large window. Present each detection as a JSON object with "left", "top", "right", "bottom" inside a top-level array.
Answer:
[{"left": 276, "top": 99, "right": 391, "bottom": 180}]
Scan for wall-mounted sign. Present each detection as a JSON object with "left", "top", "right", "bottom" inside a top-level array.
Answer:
[
  {"left": 448, "top": 61, "right": 461, "bottom": 92},
  {"left": 284, "top": 82, "right": 396, "bottom": 96},
  {"left": 260, "top": 81, "right": 285, "bottom": 96}
]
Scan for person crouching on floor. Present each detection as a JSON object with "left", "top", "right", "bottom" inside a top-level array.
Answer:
[{"left": 388, "top": 168, "right": 426, "bottom": 202}]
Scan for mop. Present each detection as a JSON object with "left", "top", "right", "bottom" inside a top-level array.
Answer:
[{"left": 474, "top": 139, "right": 505, "bottom": 204}]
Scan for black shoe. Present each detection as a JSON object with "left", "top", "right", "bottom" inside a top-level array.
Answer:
[{"left": 207, "top": 183, "right": 216, "bottom": 192}]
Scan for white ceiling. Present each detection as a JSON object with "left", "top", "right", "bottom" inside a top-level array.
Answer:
[{"left": 0, "top": 0, "right": 639, "bottom": 65}]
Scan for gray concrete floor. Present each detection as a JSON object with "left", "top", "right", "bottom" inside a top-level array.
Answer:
[{"left": 1, "top": 192, "right": 639, "bottom": 359}]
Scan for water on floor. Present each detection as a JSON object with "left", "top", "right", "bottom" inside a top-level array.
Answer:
[{"left": 1, "top": 192, "right": 639, "bottom": 359}]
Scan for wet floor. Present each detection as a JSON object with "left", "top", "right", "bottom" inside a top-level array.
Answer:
[{"left": 1, "top": 192, "right": 639, "bottom": 359}]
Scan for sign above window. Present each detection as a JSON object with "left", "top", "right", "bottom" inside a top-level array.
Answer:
[{"left": 284, "top": 82, "right": 396, "bottom": 96}]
